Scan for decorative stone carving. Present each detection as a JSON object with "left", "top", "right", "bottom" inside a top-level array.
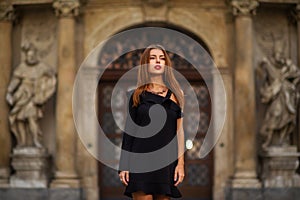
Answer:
[
  {"left": 6, "top": 42, "right": 56, "bottom": 148},
  {"left": 254, "top": 8, "right": 289, "bottom": 59},
  {"left": 231, "top": 0, "right": 259, "bottom": 16},
  {"left": 257, "top": 41, "right": 300, "bottom": 149},
  {"left": 289, "top": 4, "right": 300, "bottom": 24},
  {"left": 0, "top": 2, "right": 15, "bottom": 21},
  {"left": 22, "top": 11, "right": 57, "bottom": 62},
  {"left": 53, "top": 0, "right": 80, "bottom": 17}
]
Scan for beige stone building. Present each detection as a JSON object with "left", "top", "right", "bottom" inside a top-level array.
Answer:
[{"left": 1, "top": 0, "right": 300, "bottom": 199}]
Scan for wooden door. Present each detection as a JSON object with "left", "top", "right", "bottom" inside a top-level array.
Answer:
[{"left": 97, "top": 69, "right": 213, "bottom": 200}]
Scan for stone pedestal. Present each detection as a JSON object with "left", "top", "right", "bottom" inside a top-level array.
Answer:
[
  {"left": 260, "top": 146, "right": 300, "bottom": 188},
  {"left": 10, "top": 147, "right": 50, "bottom": 188}
]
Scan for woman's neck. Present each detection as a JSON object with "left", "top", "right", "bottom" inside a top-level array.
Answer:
[{"left": 149, "top": 75, "right": 165, "bottom": 87}]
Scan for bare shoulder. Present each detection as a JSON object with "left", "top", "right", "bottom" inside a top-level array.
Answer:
[{"left": 170, "top": 93, "right": 178, "bottom": 104}]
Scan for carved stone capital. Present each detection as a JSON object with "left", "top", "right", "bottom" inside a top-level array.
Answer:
[
  {"left": 0, "top": 2, "right": 15, "bottom": 22},
  {"left": 53, "top": 0, "right": 80, "bottom": 18},
  {"left": 231, "top": 0, "right": 259, "bottom": 17},
  {"left": 289, "top": 4, "right": 300, "bottom": 24}
]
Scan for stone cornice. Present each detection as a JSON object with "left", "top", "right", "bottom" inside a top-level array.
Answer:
[
  {"left": 53, "top": 0, "right": 80, "bottom": 18},
  {"left": 0, "top": 2, "right": 15, "bottom": 22},
  {"left": 143, "top": 0, "right": 168, "bottom": 8},
  {"left": 231, "top": 0, "right": 259, "bottom": 16},
  {"left": 11, "top": 0, "right": 52, "bottom": 5}
]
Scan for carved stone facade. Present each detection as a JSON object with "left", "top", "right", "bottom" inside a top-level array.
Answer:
[
  {"left": 0, "top": 0, "right": 299, "bottom": 200},
  {"left": 53, "top": 0, "right": 80, "bottom": 17},
  {"left": 0, "top": 2, "right": 15, "bottom": 21}
]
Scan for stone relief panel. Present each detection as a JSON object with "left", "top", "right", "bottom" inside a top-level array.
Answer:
[
  {"left": 20, "top": 8, "right": 57, "bottom": 72},
  {"left": 254, "top": 6, "right": 290, "bottom": 60}
]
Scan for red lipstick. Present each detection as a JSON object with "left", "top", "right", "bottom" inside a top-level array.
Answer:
[{"left": 154, "top": 65, "right": 161, "bottom": 70}]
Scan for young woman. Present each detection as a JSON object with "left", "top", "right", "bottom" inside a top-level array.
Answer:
[{"left": 119, "top": 44, "right": 185, "bottom": 200}]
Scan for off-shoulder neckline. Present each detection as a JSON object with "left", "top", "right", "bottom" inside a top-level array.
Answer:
[
  {"left": 144, "top": 89, "right": 170, "bottom": 98},
  {"left": 143, "top": 90, "right": 181, "bottom": 109}
]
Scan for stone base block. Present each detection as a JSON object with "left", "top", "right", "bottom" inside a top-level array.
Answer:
[
  {"left": 10, "top": 147, "right": 51, "bottom": 188},
  {"left": 50, "top": 171, "right": 80, "bottom": 188},
  {"left": 0, "top": 188, "right": 83, "bottom": 200},
  {"left": 228, "top": 170, "right": 262, "bottom": 189},
  {"left": 260, "top": 146, "right": 300, "bottom": 188},
  {"left": 225, "top": 187, "right": 300, "bottom": 200},
  {"left": 10, "top": 176, "right": 48, "bottom": 188},
  {"left": 50, "top": 178, "right": 81, "bottom": 188},
  {"left": 0, "top": 167, "right": 10, "bottom": 187}
]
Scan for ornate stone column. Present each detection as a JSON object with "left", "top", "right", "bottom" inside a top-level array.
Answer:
[
  {"left": 230, "top": 0, "right": 261, "bottom": 188},
  {"left": 295, "top": 4, "right": 300, "bottom": 67},
  {"left": 0, "top": 2, "right": 14, "bottom": 186},
  {"left": 51, "top": 0, "right": 80, "bottom": 187}
]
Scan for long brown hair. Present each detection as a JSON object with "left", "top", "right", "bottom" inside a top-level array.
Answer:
[{"left": 132, "top": 44, "right": 184, "bottom": 108}]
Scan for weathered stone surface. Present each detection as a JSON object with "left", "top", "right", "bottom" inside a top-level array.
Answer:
[
  {"left": 6, "top": 42, "right": 56, "bottom": 149},
  {"left": 260, "top": 146, "right": 300, "bottom": 188},
  {"left": 0, "top": 188, "right": 83, "bottom": 200},
  {"left": 10, "top": 147, "right": 50, "bottom": 188},
  {"left": 0, "top": 1, "right": 299, "bottom": 200},
  {"left": 226, "top": 187, "right": 300, "bottom": 200},
  {"left": 51, "top": 2, "right": 79, "bottom": 188},
  {"left": 0, "top": 2, "right": 13, "bottom": 186},
  {"left": 231, "top": 0, "right": 261, "bottom": 188}
]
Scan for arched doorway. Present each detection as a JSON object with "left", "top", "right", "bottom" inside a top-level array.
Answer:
[{"left": 97, "top": 24, "right": 214, "bottom": 200}]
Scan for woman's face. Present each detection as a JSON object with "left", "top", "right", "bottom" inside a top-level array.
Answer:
[{"left": 148, "top": 49, "right": 165, "bottom": 75}]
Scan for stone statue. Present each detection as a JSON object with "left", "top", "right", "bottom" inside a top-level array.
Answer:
[
  {"left": 6, "top": 42, "right": 56, "bottom": 148},
  {"left": 258, "top": 43, "right": 300, "bottom": 149}
]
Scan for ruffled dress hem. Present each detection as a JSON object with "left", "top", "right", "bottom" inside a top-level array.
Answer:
[{"left": 124, "top": 181, "right": 182, "bottom": 198}]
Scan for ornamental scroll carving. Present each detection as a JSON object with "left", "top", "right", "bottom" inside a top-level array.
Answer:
[
  {"left": 6, "top": 42, "right": 56, "bottom": 148},
  {"left": 231, "top": 0, "right": 259, "bottom": 16},
  {"left": 0, "top": 2, "right": 15, "bottom": 21},
  {"left": 53, "top": 0, "right": 80, "bottom": 17},
  {"left": 289, "top": 4, "right": 300, "bottom": 24},
  {"left": 257, "top": 41, "right": 300, "bottom": 149}
]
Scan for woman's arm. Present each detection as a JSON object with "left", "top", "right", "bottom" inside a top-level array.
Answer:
[
  {"left": 119, "top": 90, "right": 136, "bottom": 185},
  {"left": 174, "top": 117, "right": 185, "bottom": 186}
]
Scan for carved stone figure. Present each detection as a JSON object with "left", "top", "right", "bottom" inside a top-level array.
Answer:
[
  {"left": 6, "top": 42, "right": 56, "bottom": 148},
  {"left": 258, "top": 43, "right": 300, "bottom": 149}
]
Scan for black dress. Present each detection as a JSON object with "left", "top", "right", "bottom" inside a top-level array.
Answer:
[{"left": 119, "top": 89, "right": 183, "bottom": 198}]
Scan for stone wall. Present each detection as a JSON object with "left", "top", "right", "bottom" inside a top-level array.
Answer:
[{"left": 0, "top": 0, "right": 299, "bottom": 200}]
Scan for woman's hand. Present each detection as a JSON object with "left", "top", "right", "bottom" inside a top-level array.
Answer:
[
  {"left": 119, "top": 171, "right": 129, "bottom": 186},
  {"left": 174, "top": 164, "right": 184, "bottom": 186}
]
